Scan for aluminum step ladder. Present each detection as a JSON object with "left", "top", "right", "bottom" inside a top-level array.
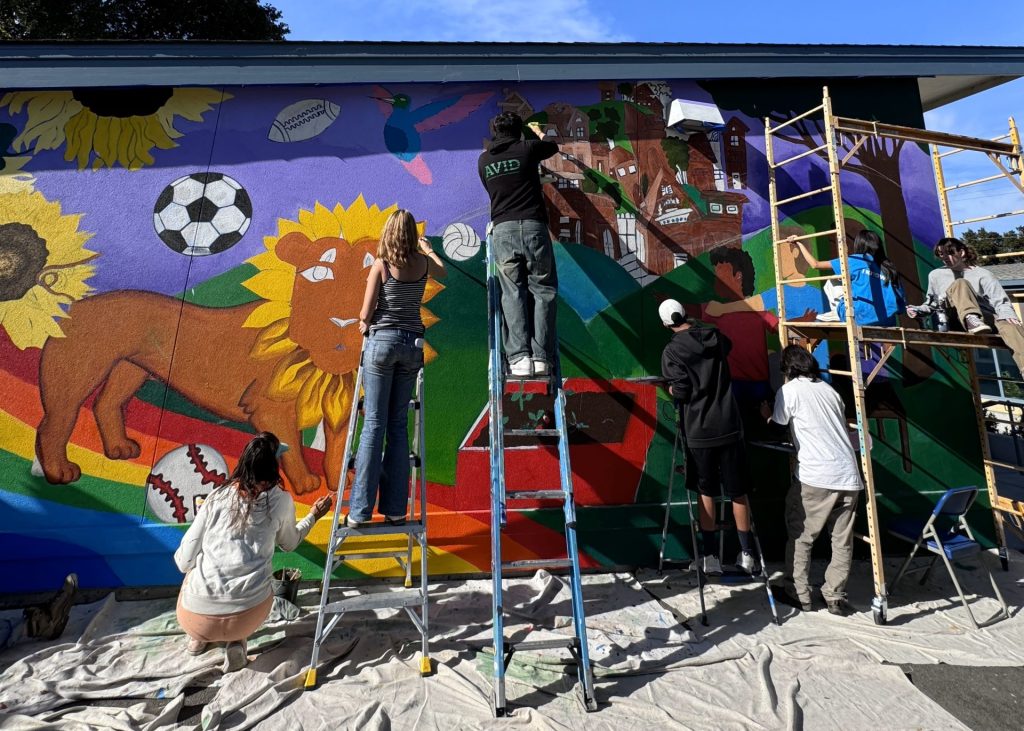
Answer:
[
  {"left": 658, "top": 422, "right": 779, "bottom": 626},
  {"left": 485, "top": 235, "right": 598, "bottom": 716},
  {"left": 303, "top": 344, "right": 430, "bottom": 689}
]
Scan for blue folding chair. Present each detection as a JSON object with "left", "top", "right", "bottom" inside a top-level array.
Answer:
[{"left": 889, "top": 486, "right": 1009, "bottom": 628}]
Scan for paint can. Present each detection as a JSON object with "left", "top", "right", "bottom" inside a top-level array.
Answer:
[{"left": 271, "top": 567, "right": 302, "bottom": 604}]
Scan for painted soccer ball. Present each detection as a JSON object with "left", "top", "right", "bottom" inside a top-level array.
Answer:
[
  {"left": 153, "top": 172, "right": 253, "bottom": 256},
  {"left": 145, "top": 443, "right": 229, "bottom": 524},
  {"left": 441, "top": 222, "right": 482, "bottom": 262}
]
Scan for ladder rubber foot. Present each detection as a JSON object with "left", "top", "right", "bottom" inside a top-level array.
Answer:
[
  {"left": 303, "top": 667, "right": 317, "bottom": 690},
  {"left": 404, "top": 578, "right": 413, "bottom": 588},
  {"left": 495, "top": 707, "right": 507, "bottom": 718},
  {"left": 419, "top": 655, "right": 433, "bottom": 675}
]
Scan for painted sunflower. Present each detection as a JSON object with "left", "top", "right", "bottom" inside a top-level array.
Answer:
[
  {"left": 0, "top": 87, "right": 229, "bottom": 170},
  {"left": 0, "top": 188, "right": 96, "bottom": 349},
  {"left": 242, "top": 195, "right": 442, "bottom": 431}
]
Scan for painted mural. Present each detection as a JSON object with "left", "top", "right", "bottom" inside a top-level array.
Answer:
[{"left": 0, "top": 78, "right": 989, "bottom": 592}]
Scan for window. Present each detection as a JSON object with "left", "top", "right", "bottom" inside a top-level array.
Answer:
[
  {"left": 673, "top": 254, "right": 688, "bottom": 268},
  {"left": 661, "top": 185, "right": 673, "bottom": 195},
  {"left": 730, "top": 134, "right": 740, "bottom": 147},
  {"left": 559, "top": 216, "right": 570, "bottom": 223},
  {"left": 975, "top": 348, "right": 1024, "bottom": 402},
  {"left": 710, "top": 202, "right": 723, "bottom": 214},
  {"left": 597, "top": 161, "right": 604, "bottom": 173},
  {"left": 557, "top": 177, "right": 571, "bottom": 189},
  {"left": 570, "top": 179, "right": 580, "bottom": 188},
  {"left": 576, "top": 126, "right": 585, "bottom": 138},
  {"left": 617, "top": 167, "right": 626, "bottom": 177},
  {"left": 628, "top": 164, "right": 637, "bottom": 174},
  {"left": 602, "top": 229, "right": 615, "bottom": 258},
  {"left": 726, "top": 204, "right": 739, "bottom": 214},
  {"left": 731, "top": 173, "right": 743, "bottom": 189}
]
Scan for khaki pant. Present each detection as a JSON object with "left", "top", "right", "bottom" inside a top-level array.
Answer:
[
  {"left": 176, "top": 591, "right": 273, "bottom": 644},
  {"left": 947, "top": 279, "right": 1024, "bottom": 374},
  {"left": 784, "top": 482, "right": 859, "bottom": 604}
]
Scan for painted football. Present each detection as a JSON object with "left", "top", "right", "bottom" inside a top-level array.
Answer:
[{"left": 268, "top": 99, "right": 341, "bottom": 142}]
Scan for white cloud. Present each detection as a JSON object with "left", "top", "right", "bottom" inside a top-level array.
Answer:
[{"left": 294, "top": 0, "right": 626, "bottom": 42}]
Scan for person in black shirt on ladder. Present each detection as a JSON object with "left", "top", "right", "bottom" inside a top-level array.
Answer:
[{"left": 479, "top": 112, "right": 560, "bottom": 378}]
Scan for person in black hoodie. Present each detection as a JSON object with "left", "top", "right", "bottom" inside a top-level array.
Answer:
[
  {"left": 479, "top": 111, "right": 560, "bottom": 378},
  {"left": 659, "top": 299, "right": 756, "bottom": 576}
]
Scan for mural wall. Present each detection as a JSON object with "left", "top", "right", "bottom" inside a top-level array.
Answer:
[{"left": 0, "top": 77, "right": 989, "bottom": 592}]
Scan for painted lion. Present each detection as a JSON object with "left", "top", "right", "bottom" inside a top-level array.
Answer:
[{"left": 35, "top": 197, "right": 440, "bottom": 494}]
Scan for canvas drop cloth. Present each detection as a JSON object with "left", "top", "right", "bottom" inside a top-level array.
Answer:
[{"left": 3, "top": 557, "right": 1019, "bottom": 729}]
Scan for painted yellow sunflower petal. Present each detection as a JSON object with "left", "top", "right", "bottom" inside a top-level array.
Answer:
[
  {"left": 269, "top": 351, "right": 316, "bottom": 399},
  {"left": 420, "top": 307, "right": 439, "bottom": 329},
  {"left": 295, "top": 370, "right": 330, "bottom": 429},
  {"left": 250, "top": 320, "right": 296, "bottom": 359},
  {"left": 92, "top": 115, "right": 114, "bottom": 168},
  {"left": 275, "top": 218, "right": 305, "bottom": 239},
  {"left": 242, "top": 269, "right": 294, "bottom": 302},
  {"left": 145, "top": 115, "right": 177, "bottom": 150},
  {"left": 246, "top": 250, "right": 293, "bottom": 273},
  {"left": 242, "top": 300, "right": 291, "bottom": 329},
  {"left": 69, "top": 109, "right": 98, "bottom": 169},
  {"left": 0, "top": 287, "right": 65, "bottom": 350},
  {"left": 423, "top": 279, "right": 444, "bottom": 304},
  {"left": 168, "top": 88, "right": 223, "bottom": 121},
  {"left": 309, "top": 201, "right": 339, "bottom": 240},
  {"left": 321, "top": 375, "right": 353, "bottom": 432},
  {"left": 15, "top": 94, "right": 78, "bottom": 152}
]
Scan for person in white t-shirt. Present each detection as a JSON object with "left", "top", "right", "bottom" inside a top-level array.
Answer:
[
  {"left": 174, "top": 432, "right": 331, "bottom": 671},
  {"left": 760, "top": 345, "right": 863, "bottom": 616}
]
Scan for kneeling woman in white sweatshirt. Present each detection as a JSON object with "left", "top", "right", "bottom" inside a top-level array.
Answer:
[{"left": 174, "top": 432, "right": 331, "bottom": 671}]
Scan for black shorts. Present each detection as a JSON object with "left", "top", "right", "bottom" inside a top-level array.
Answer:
[{"left": 685, "top": 441, "right": 750, "bottom": 498}]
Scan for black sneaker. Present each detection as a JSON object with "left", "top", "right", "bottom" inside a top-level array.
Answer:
[
  {"left": 825, "top": 598, "right": 853, "bottom": 617},
  {"left": 771, "top": 585, "right": 812, "bottom": 612}
]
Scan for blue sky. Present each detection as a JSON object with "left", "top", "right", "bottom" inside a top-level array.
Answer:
[{"left": 274, "top": 0, "right": 1024, "bottom": 232}]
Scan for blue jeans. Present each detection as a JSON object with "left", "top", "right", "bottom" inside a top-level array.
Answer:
[
  {"left": 491, "top": 219, "right": 558, "bottom": 364},
  {"left": 350, "top": 328, "right": 423, "bottom": 521}
]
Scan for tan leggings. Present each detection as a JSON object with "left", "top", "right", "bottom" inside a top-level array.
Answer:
[{"left": 176, "top": 591, "right": 273, "bottom": 644}]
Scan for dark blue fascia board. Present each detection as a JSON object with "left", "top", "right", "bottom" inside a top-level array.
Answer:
[{"left": 0, "top": 41, "right": 1022, "bottom": 89}]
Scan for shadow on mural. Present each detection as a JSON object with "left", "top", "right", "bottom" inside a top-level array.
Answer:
[{"left": 0, "top": 77, "right": 986, "bottom": 592}]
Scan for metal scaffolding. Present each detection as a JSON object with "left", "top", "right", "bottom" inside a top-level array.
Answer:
[{"left": 764, "top": 86, "right": 1024, "bottom": 624}]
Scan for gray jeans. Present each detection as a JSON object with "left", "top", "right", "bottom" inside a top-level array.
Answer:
[
  {"left": 784, "top": 482, "right": 859, "bottom": 603},
  {"left": 491, "top": 219, "right": 558, "bottom": 364}
]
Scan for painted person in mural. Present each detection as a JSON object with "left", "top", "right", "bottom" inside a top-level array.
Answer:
[
  {"left": 658, "top": 299, "right": 758, "bottom": 576},
  {"left": 174, "top": 433, "right": 332, "bottom": 672},
  {"left": 349, "top": 209, "right": 446, "bottom": 526},
  {"left": 478, "top": 111, "right": 560, "bottom": 378},
  {"left": 761, "top": 346, "right": 863, "bottom": 616},
  {"left": 907, "top": 237, "right": 1024, "bottom": 374},
  {"left": 791, "top": 230, "right": 906, "bottom": 327},
  {"left": 703, "top": 246, "right": 778, "bottom": 434}
]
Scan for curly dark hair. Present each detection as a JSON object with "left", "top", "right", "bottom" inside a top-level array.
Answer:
[
  {"left": 709, "top": 246, "right": 756, "bottom": 297},
  {"left": 780, "top": 344, "right": 821, "bottom": 381},
  {"left": 490, "top": 111, "right": 523, "bottom": 139},
  {"left": 934, "top": 237, "right": 979, "bottom": 267}
]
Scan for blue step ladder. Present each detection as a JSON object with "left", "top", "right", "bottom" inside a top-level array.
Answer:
[{"left": 485, "top": 236, "right": 598, "bottom": 717}]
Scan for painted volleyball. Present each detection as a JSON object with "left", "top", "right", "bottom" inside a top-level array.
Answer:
[{"left": 441, "top": 222, "right": 482, "bottom": 262}]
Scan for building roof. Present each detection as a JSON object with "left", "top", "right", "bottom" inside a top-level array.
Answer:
[
  {"left": 988, "top": 262, "right": 1024, "bottom": 287},
  {"left": 0, "top": 41, "right": 1022, "bottom": 109}
]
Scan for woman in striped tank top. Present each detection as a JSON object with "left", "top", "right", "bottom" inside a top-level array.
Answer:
[{"left": 348, "top": 210, "right": 446, "bottom": 526}]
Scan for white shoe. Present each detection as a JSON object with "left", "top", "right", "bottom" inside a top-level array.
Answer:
[
  {"left": 700, "top": 555, "right": 723, "bottom": 576},
  {"left": 509, "top": 357, "right": 533, "bottom": 378},
  {"left": 736, "top": 551, "right": 757, "bottom": 574},
  {"left": 532, "top": 360, "right": 549, "bottom": 377},
  {"left": 223, "top": 640, "right": 248, "bottom": 672}
]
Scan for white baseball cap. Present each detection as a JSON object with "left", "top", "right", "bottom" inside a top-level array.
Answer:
[{"left": 658, "top": 299, "right": 687, "bottom": 327}]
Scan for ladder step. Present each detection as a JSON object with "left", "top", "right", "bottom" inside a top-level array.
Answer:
[
  {"left": 335, "top": 550, "right": 410, "bottom": 561},
  {"left": 509, "top": 637, "right": 579, "bottom": 652},
  {"left": 338, "top": 520, "right": 425, "bottom": 536},
  {"left": 507, "top": 490, "right": 566, "bottom": 500},
  {"left": 501, "top": 558, "right": 572, "bottom": 571},
  {"left": 505, "top": 428, "right": 560, "bottom": 437},
  {"left": 323, "top": 589, "right": 423, "bottom": 614}
]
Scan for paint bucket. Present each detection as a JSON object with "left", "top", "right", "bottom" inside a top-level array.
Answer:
[{"left": 271, "top": 568, "right": 301, "bottom": 604}]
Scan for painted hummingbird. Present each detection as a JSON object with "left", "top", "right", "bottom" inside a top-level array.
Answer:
[{"left": 370, "top": 86, "right": 493, "bottom": 184}]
